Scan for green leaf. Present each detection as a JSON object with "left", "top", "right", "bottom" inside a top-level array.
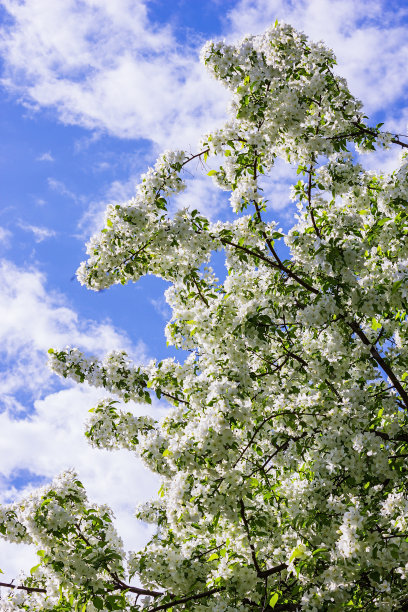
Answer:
[
  {"left": 156, "top": 197, "right": 167, "bottom": 209},
  {"left": 289, "top": 544, "right": 306, "bottom": 562},
  {"left": 106, "top": 218, "right": 113, "bottom": 228},
  {"left": 207, "top": 170, "right": 217, "bottom": 176},
  {"left": 207, "top": 553, "right": 219, "bottom": 562},
  {"left": 312, "top": 547, "right": 327, "bottom": 556},
  {"left": 371, "top": 318, "right": 382, "bottom": 331},
  {"left": 158, "top": 485, "right": 165, "bottom": 497},
  {"left": 93, "top": 597, "right": 104, "bottom": 609},
  {"left": 30, "top": 563, "right": 41, "bottom": 575},
  {"left": 269, "top": 593, "right": 279, "bottom": 608}
]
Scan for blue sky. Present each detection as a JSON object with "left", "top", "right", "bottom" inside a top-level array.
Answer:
[{"left": 0, "top": 0, "right": 408, "bottom": 582}]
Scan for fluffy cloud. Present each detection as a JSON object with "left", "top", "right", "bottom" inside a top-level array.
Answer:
[
  {"left": 17, "top": 222, "right": 56, "bottom": 242},
  {"left": 0, "top": 227, "right": 12, "bottom": 247},
  {"left": 2, "top": 0, "right": 407, "bottom": 153},
  {"left": 0, "top": 259, "right": 164, "bottom": 581},
  {"left": 47, "top": 177, "right": 78, "bottom": 202},
  {"left": 0, "top": 259, "right": 141, "bottom": 402},
  {"left": 2, "top": 0, "right": 406, "bottom": 230},
  {"left": 0, "top": 0, "right": 229, "bottom": 148},
  {"left": 36, "top": 151, "right": 54, "bottom": 162},
  {"left": 0, "top": 387, "right": 163, "bottom": 582}
]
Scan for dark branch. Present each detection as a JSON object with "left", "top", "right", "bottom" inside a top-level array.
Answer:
[
  {"left": 233, "top": 414, "right": 276, "bottom": 468},
  {"left": 306, "top": 165, "right": 320, "bottom": 238},
  {"left": 258, "top": 563, "right": 288, "bottom": 578},
  {"left": 348, "top": 321, "right": 408, "bottom": 411},
  {"left": 182, "top": 148, "right": 210, "bottom": 167},
  {"left": 149, "top": 587, "right": 224, "bottom": 611},
  {"left": 239, "top": 499, "right": 262, "bottom": 575},
  {"left": 160, "top": 390, "right": 189, "bottom": 406},
  {"left": 221, "top": 238, "right": 319, "bottom": 295},
  {"left": 75, "top": 525, "right": 163, "bottom": 598},
  {"left": 0, "top": 581, "right": 46, "bottom": 594},
  {"left": 371, "top": 430, "right": 408, "bottom": 443},
  {"left": 192, "top": 276, "right": 209, "bottom": 307}
]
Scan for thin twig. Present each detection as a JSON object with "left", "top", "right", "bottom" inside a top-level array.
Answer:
[
  {"left": 239, "top": 499, "right": 262, "bottom": 575},
  {"left": 0, "top": 582, "right": 46, "bottom": 594},
  {"left": 306, "top": 165, "right": 321, "bottom": 238},
  {"left": 192, "top": 276, "right": 209, "bottom": 307},
  {"left": 149, "top": 587, "right": 224, "bottom": 612}
]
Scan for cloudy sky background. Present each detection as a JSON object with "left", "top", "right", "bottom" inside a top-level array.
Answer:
[{"left": 0, "top": 0, "right": 407, "bottom": 584}]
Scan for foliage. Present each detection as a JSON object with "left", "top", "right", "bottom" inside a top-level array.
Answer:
[{"left": 2, "top": 21, "right": 408, "bottom": 611}]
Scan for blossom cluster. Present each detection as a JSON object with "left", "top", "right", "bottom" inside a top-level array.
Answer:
[{"left": 0, "top": 470, "right": 130, "bottom": 611}]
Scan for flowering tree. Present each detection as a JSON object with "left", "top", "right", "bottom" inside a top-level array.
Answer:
[{"left": 2, "top": 21, "right": 408, "bottom": 611}]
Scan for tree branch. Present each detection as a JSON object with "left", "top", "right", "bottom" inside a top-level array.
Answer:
[
  {"left": 74, "top": 525, "right": 163, "bottom": 597},
  {"left": 221, "top": 238, "right": 319, "bottom": 294},
  {"left": 239, "top": 499, "right": 262, "bottom": 575},
  {"left": 192, "top": 276, "right": 209, "bottom": 307},
  {"left": 227, "top": 228, "right": 407, "bottom": 412},
  {"left": 0, "top": 581, "right": 46, "bottom": 594},
  {"left": 149, "top": 587, "right": 224, "bottom": 611},
  {"left": 371, "top": 430, "right": 408, "bottom": 443},
  {"left": 348, "top": 321, "right": 408, "bottom": 411},
  {"left": 306, "top": 165, "right": 320, "bottom": 238},
  {"left": 182, "top": 148, "right": 210, "bottom": 167},
  {"left": 351, "top": 121, "right": 408, "bottom": 149},
  {"left": 250, "top": 151, "right": 284, "bottom": 267},
  {"left": 160, "top": 390, "right": 189, "bottom": 406},
  {"left": 258, "top": 563, "right": 288, "bottom": 578}
]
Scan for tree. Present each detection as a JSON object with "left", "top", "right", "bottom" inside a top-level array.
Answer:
[{"left": 2, "top": 20, "right": 408, "bottom": 611}]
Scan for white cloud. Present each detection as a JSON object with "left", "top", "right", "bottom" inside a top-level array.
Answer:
[
  {"left": 0, "top": 259, "right": 164, "bottom": 582},
  {"left": 1, "top": 0, "right": 406, "bottom": 159},
  {"left": 0, "top": 259, "right": 144, "bottom": 402},
  {"left": 36, "top": 151, "right": 54, "bottom": 162},
  {"left": 0, "top": 386, "right": 164, "bottom": 582},
  {"left": 172, "top": 171, "right": 229, "bottom": 220},
  {"left": 77, "top": 173, "right": 140, "bottom": 238},
  {"left": 17, "top": 222, "right": 56, "bottom": 242},
  {"left": 47, "top": 177, "right": 78, "bottom": 201},
  {"left": 0, "top": 227, "right": 12, "bottom": 247},
  {"left": 4, "top": 0, "right": 406, "bottom": 240},
  {"left": 2, "top": 0, "right": 407, "bottom": 156},
  {"left": 150, "top": 296, "right": 171, "bottom": 320},
  {"left": 258, "top": 159, "right": 298, "bottom": 212},
  {"left": 0, "top": 0, "right": 229, "bottom": 149}
]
